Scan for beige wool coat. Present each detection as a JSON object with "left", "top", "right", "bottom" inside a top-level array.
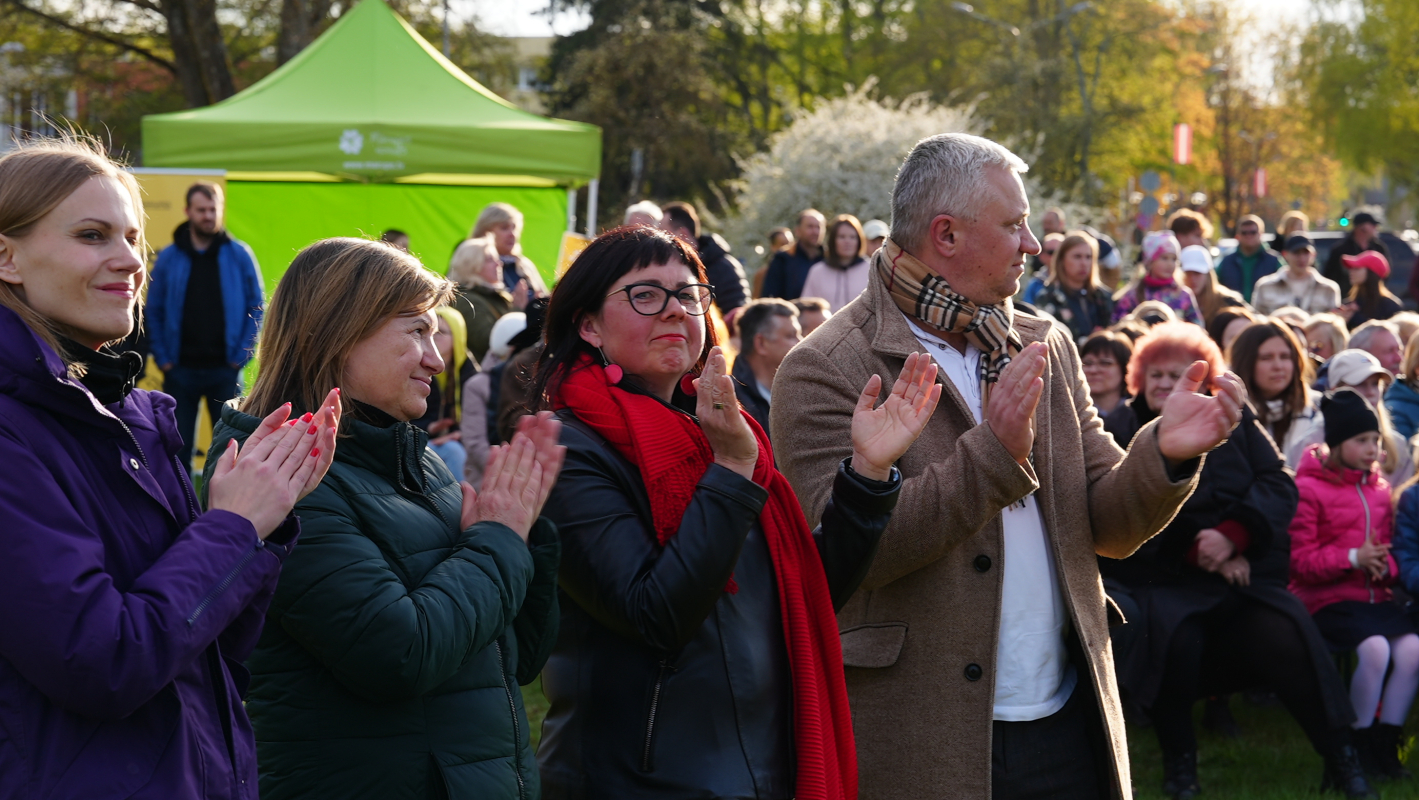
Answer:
[{"left": 771, "top": 272, "right": 1202, "bottom": 799}]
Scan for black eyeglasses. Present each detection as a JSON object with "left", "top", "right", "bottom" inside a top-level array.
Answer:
[{"left": 607, "top": 282, "right": 715, "bottom": 316}]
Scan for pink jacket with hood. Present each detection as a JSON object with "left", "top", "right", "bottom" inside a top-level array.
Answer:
[{"left": 1289, "top": 443, "right": 1399, "bottom": 614}]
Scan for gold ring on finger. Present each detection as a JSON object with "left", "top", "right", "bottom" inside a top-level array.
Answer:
[{"left": 714, "top": 402, "right": 725, "bottom": 410}]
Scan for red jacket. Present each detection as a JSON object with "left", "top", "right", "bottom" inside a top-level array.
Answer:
[{"left": 1289, "top": 445, "right": 1398, "bottom": 614}]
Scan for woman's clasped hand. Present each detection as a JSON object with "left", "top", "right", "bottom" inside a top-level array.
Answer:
[
  {"left": 459, "top": 410, "right": 566, "bottom": 540},
  {"left": 207, "top": 386, "right": 342, "bottom": 539}
]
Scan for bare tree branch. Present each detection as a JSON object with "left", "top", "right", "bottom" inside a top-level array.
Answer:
[
  {"left": 109, "top": 0, "right": 163, "bottom": 15},
  {"left": 2, "top": 0, "right": 177, "bottom": 74}
]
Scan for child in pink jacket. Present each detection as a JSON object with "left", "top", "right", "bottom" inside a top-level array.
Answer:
[{"left": 1289, "top": 388, "right": 1419, "bottom": 780}]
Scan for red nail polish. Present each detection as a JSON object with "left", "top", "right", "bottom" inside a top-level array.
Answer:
[
  {"left": 301, "top": 412, "right": 313, "bottom": 423},
  {"left": 307, "top": 425, "right": 317, "bottom": 434},
  {"left": 310, "top": 448, "right": 320, "bottom": 458},
  {"left": 287, "top": 419, "right": 298, "bottom": 426}
]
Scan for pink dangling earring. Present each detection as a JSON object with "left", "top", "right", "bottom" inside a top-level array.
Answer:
[
  {"left": 680, "top": 373, "right": 698, "bottom": 396},
  {"left": 598, "top": 347, "right": 623, "bottom": 385}
]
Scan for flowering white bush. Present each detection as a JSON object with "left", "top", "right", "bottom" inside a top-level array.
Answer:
[{"left": 716, "top": 82, "right": 1109, "bottom": 271}]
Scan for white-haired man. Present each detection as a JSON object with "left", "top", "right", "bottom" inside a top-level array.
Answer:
[
  {"left": 772, "top": 133, "right": 1246, "bottom": 798},
  {"left": 623, "top": 200, "right": 663, "bottom": 228}
]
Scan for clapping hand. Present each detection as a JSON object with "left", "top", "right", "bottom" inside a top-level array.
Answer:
[
  {"left": 987, "top": 342, "right": 1047, "bottom": 465},
  {"left": 208, "top": 387, "right": 342, "bottom": 539},
  {"left": 1156, "top": 362, "right": 1246, "bottom": 465},
  {"left": 694, "top": 347, "right": 758, "bottom": 480},
  {"left": 849, "top": 352, "right": 943, "bottom": 481},
  {"left": 459, "top": 411, "right": 565, "bottom": 541}
]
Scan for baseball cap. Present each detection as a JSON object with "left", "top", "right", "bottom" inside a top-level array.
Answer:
[
  {"left": 1352, "top": 212, "right": 1379, "bottom": 227},
  {"left": 487, "top": 312, "right": 527, "bottom": 361},
  {"left": 1341, "top": 250, "right": 1391, "bottom": 279},
  {"left": 1284, "top": 234, "right": 1313, "bottom": 252},
  {"left": 863, "top": 219, "right": 889, "bottom": 241},
  {"left": 1328, "top": 349, "right": 1394, "bottom": 389},
  {"left": 1179, "top": 245, "right": 1213, "bottom": 274}
]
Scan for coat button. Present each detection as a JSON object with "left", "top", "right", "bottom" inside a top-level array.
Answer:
[
  {"left": 964, "top": 663, "right": 983, "bottom": 681},
  {"left": 974, "top": 555, "right": 992, "bottom": 572},
  {"left": 129, "top": 458, "right": 140, "bottom": 470}
]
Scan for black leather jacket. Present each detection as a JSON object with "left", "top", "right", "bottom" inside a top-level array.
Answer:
[{"left": 538, "top": 408, "right": 900, "bottom": 799}]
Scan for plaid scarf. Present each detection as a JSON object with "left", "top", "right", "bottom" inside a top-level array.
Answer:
[{"left": 874, "top": 237, "right": 1023, "bottom": 404}]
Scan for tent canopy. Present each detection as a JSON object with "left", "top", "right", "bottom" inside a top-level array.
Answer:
[{"left": 141, "top": 0, "right": 600, "bottom": 186}]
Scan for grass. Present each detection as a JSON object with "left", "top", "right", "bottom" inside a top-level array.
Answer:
[
  {"left": 1127, "top": 697, "right": 1419, "bottom": 799},
  {"left": 522, "top": 681, "right": 1419, "bottom": 797}
]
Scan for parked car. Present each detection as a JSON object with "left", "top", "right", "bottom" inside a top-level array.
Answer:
[{"left": 1216, "top": 231, "right": 1419, "bottom": 306}]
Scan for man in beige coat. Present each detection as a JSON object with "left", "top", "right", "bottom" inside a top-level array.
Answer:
[{"left": 772, "top": 133, "right": 1246, "bottom": 799}]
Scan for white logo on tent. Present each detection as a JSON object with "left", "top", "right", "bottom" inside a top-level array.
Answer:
[{"left": 339, "top": 129, "right": 364, "bottom": 155}]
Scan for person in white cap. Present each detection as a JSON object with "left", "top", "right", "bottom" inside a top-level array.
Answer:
[
  {"left": 1178, "top": 243, "right": 1246, "bottom": 325},
  {"left": 461, "top": 311, "right": 527, "bottom": 487},
  {"left": 863, "top": 219, "right": 889, "bottom": 256},
  {"left": 1253, "top": 234, "right": 1344, "bottom": 316},
  {"left": 1329, "top": 348, "right": 1414, "bottom": 487}
]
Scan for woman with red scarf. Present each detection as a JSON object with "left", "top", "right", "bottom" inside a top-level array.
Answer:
[{"left": 532, "top": 226, "right": 941, "bottom": 800}]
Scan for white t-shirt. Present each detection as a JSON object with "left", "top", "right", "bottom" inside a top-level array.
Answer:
[{"left": 902, "top": 315, "right": 1077, "bottom": 722}]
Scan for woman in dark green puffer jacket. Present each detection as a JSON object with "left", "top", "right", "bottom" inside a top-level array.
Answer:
[{"left": 206, "top": 238, "right": 564, "bottom": 800}]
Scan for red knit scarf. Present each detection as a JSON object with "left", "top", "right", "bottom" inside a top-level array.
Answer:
[{"left": 553, "top": 356, "right": 858, "bottom": 800}]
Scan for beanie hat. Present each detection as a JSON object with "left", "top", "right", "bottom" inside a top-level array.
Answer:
[
  {"left": 1321, "top": 388, "right": 1380, "bottom": 448},
  {"left": 1142, "top": 230, "right": 1181, "bottom": 264}
]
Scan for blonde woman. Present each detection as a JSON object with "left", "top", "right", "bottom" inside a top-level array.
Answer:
[
  {"left": 1305, "top": 313, "right": 1350, "bottom": 362},
  {"left": 472, "top": 202, "right": 548, "bottom": 300},
  {"left": 209, "top": 237, "right": 564, "bottom": 800},
  {"left": 1032, "top": 230, "right": 1115, "bottom": 343},
  {"left": 0, "top": 136, "right": 339, "bottom": 797},
  {"left": 448, "top": 234, "right": 522, "bottom": 362}
]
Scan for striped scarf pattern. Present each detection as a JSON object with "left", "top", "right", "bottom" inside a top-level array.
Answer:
[{"left": 874, "top": 237, "right": 1023, "bottom": 399}]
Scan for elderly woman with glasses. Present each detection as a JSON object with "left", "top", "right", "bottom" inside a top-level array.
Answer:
[{"left": 531, "top": 226, "right": 942, "bottom": 799}]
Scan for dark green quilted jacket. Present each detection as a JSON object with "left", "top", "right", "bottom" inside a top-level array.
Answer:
[{"left": 207, "top": 405, "right": 560, "bottom": 800}]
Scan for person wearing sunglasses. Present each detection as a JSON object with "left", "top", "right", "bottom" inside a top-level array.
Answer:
[{"left": 530, "top": 225, "right": 942, "bottom": 798}]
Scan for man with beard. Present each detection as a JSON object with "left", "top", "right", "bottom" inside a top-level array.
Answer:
[{"left": 146, "top": 182, "right": 264, "bottom": 472}]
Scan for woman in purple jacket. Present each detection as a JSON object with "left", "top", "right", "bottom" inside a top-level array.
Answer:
[{"left": 0, "top": 137, "right": 340, "bottom": 800}]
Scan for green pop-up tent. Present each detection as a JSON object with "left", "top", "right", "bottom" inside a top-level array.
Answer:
[{"left": 142, "top": 0, "right": 601, "bottom": 287}]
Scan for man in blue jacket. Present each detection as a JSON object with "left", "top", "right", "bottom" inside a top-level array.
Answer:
[
  {"left": 1215, "top": 214, "right": 1282, "bottom": 304},
  {"left": 146, "top": 182, "right": 264, "bottom": 472}
]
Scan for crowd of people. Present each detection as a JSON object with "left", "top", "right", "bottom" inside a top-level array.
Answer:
[{"left": 2, "top": 127, "right": 1418, "bottom": 800}]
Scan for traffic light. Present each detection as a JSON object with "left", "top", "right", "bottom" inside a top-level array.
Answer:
[{"left": 1339, "top": 216, "right": 1351, "bottom": 227}]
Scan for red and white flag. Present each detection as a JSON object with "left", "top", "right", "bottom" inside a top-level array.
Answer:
[
  {"left": 1254, "top": 168, "right": 1267, "bottom": 198},
  {"left": 1173, "top": 123, "right": 1191, "bottom": 165}
]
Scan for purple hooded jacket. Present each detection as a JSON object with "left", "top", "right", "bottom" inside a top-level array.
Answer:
[{"left": 0, "top": 305, "right": 297, "bottom": 800}]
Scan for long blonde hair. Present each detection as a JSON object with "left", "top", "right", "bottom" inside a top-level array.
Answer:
[
  {"left": 1048, "top": 230, "right": 1100, "bottom": 291},
  {"left": 472, "top": 203, "right": 523, "bottom": 241},
  {"left": 0, "top": 135, "right": 145, "bottom": 363},
  {"left": 242, "top": 238, "right": 454, "bottom": 424}
]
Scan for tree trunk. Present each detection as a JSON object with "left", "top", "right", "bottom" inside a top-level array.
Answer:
[
  {"left": 161, "top": 0, "right": 236, "bottom": 106},
  {"left": 277, "top": 0, "right": 334, "bottom": 65}
]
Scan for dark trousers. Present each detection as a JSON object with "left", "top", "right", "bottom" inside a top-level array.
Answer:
[
  {"left": 165, "top": 365, "right": 241, "bottom": 472},
  {"left": 1148, "top": 593, "right": 1341, "bottom": 758},
  {"left": 992, "top": 674, "right": 1109, "bottom": 800}
]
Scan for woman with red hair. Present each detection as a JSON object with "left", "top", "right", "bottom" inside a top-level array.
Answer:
[{"left": 1101, "top": 322, "right": 1369, "bottom": 799}]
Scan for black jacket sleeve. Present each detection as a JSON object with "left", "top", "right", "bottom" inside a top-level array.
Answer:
[
  {"left": 813, "top": 460, "right": 901, "bottom": 610},
  {"left": 545, "top": 421, "right": 767, "bottom": 652}
]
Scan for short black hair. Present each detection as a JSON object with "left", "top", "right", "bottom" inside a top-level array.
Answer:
[
  {"left": 738, "top": 298, "right": 797, "bottom": 355},
  {"left": 381, "top": 229, "right": 408, "bottom": 243},
  {"left": 662, "top": 201, "right": 699, "bottom": 239},
  {"left": 185, "top": 181, "right": 222, "bottom": 207},
  {"left": 1080, "top": 330, "right": 1133, "bottom": 370}
]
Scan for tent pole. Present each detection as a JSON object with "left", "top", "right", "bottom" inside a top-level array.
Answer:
[
  {"left": 566, "top": 187, "right": 577, "bottom": 232},
  {"left": 586, "top": 178, "right": 599, "bottom": 237}
]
